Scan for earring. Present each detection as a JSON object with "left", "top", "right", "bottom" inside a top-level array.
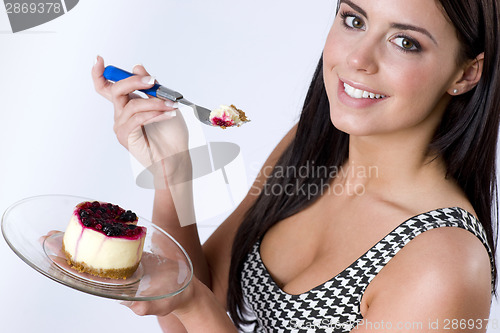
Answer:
[{"left": 453, "top": 89, "right": 459, "bottom": 94}]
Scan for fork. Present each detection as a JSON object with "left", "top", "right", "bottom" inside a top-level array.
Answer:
[{"left": 103, "top": 65, "right": 213, "bottom": 126}]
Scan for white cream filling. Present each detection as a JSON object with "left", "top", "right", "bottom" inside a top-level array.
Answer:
[
  {"left": 209, "top": 105, "right": 243, "bottom": 125},
  {"left": 344, "top": 82, "right": 386, "bottom": 99}
]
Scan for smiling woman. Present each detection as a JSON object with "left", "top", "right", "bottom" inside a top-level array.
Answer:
[
  {"left": 92, "top": 0, "right": 500, "bottom": 332},
  {"left": 325, "top": 0, "right": 473, "bottom": 138},
  {"left": 225, "top": 0, "right": 500, "bottom": 331}
]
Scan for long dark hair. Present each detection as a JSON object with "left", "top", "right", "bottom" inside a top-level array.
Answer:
[{"left": 227, "top": 0, "right": 500, "bottom": 328}]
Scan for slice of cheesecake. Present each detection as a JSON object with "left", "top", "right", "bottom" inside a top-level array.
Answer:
[{"left": 62, "top": 201, "right": 146, "bottom": 279}]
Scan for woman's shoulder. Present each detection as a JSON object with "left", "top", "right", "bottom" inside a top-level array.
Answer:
[
  {"left": 381, "top": 199, "right": 491, "bottom": 290},
  {"left": 396, "top": 216, "right": 491, "bottom": 279},
  {"left": 361, "top": 205, "right": 492, "bottom": 319}
]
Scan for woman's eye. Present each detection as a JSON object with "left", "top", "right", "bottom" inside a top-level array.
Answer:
[
  {"left": 344, "top": 15, "right": 365, "bottom": 30},
  {"left": 392, "top": 37, "right": 420, "bottom": 52}
]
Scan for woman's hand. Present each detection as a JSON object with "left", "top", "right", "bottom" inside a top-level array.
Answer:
[
  {"left": 92, "top": 56, "right": 179, "bottom": 149},
  {"left": 122, "top": 277, "right": 236, "bottom": 332},
  {"left": 120, "top": 266, "right": 197, "bottom": 318},
  {"left": 91, "top": 56, "right": 191, "bottom": 187}
]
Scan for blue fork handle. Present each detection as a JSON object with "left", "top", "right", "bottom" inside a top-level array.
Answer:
[{"left": 103, "top": 65, "right": 176, "bottom": 100}]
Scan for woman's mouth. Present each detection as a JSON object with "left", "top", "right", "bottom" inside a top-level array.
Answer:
[
  {"left": 343, "top": 82, "right": 387, "bottom": 99},
  {"left": 336, "top": 80, "right": 388, "bottom": 108}
]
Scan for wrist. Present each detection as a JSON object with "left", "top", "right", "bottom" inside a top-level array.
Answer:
[
  {"left": 173, "top": 279, "right": 236, "bottom": 332},
  {"left": 172, "top": 278, "right": 207, "bottom": 317}
]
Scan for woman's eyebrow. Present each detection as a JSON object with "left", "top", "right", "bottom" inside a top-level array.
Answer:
[
  {"left": 340, "top": 0, "right": 367, "bottom": 17},
  {"left": 340, "top": 0, "right": 438, "bottom": 45},
  {"left": 390, "top": 23, "right": 438, "bottom": 45}
]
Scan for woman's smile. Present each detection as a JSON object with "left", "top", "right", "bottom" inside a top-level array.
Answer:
[
  {"left": 337, "top": 77, "right": 389, "bottom": 109},
  {"left": 343, "top": 82, "right": 386, "bottom": 100}
]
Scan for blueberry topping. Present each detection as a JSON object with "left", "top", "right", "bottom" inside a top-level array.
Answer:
[
  {"left": 81, "top": 218, "right": 91, "bottom": 227},
  {"left": 77, "top": 201, "right": 142, "bottom": 237},
  {"left": 119, "top": 210, "right": 137, "bottom": 222},
  {"left": 104, "top": 225, "right": 121, "bottom": 237},
  {"left": 102, "top": 223, "right": 112, "bottom": 234}
]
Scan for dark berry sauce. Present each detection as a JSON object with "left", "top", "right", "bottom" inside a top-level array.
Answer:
[
  {"left": 211, "top": 117, "right": 234, "bottom": 128},
  {"left": 76, "top": 201, "right": 145, "bottom": 239}
]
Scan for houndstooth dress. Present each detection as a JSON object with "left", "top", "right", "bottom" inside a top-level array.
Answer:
[{"left": 241, "top": 207, "right": 494, "bottom": 333}]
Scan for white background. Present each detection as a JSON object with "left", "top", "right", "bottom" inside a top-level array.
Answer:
[{"left": 0, "top": 1, "right": 498, "bottom": 332}]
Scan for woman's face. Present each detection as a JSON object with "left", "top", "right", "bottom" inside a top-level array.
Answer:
[{"left": 323, "top": 0, "right": 465, "bottom": 138}]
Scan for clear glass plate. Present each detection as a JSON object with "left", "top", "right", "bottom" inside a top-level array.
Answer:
[{"left": 1, "top": 194, "right": 193, "bottom": 301}]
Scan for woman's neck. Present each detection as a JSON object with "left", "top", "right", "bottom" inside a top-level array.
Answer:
[{"left": 342, "top": 132, "right": 448, "bottom": 198}]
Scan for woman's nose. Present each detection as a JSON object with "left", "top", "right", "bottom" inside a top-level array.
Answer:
[{"left": 346, "top": 38, "right": 379, "bottom": 74}]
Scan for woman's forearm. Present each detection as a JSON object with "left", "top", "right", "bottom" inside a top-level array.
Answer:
[{"left": 152, "top": 188, "right": 211, "bottom": 286}]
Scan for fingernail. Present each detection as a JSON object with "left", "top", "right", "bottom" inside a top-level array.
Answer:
[
  {"left": 164, "top": 100, "right": 179, "bottom": 108},
  {"left": 142, "top": 76, "right": 155, "bottom": 85},
  {"left": 93, "top": 55, "right": 99, "bottom": 66},
  {"left": 165, "top": 110, "right": 177, "bottom": 117},
  {"left": 120, "top": 301, "right": 134, "bottom": 307}
]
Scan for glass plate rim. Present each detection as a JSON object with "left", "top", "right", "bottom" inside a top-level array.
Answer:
[{"left": 1, "top": 193, "right": 194, "bottom": 301}]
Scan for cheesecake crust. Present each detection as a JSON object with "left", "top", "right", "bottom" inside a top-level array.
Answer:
[{"left": 62, "top": 243, "right": 139, "bottom": 280}]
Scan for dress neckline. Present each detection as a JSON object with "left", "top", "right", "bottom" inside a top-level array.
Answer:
[{"left": 256, "top": 206, "right": 481, "bottom": 298}]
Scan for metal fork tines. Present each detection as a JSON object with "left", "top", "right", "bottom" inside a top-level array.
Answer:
[{"left": 156, "top": 86, "right": 212, "bottom": 126}]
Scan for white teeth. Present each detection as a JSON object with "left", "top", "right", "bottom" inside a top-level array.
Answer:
[
  {"left": 343, "top": 83, "right": 386, "bottom": 99},
  {"left": 353, "top": 89, "right": 363, "bottom": 98}
]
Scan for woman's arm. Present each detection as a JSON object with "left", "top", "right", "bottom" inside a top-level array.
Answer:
[
  {"left": 152, "top": 123, "right": 297, "bottom": 332},
  {"left": 154, "top": 123, "right": 298, "bottom": 302},
  {"left": 154, "top": 125, "right": 298, "bottom": 332},
  {"left": 92, "top": 56, "right": 298, "bottom": 329},
  {"left": 173, "top": 279, "right": 238, "bottom": 332},
  {"left": 152, "top": 188, "right": 211, "bottom": 286}
]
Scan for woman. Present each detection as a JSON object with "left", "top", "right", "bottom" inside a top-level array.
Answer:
[{"left": 92, "top": 0, "right": 499, "bottom": 331}]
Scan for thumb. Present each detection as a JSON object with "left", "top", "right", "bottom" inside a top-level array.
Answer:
[{"left": 132, "top": 64, "right": 152, "bottom": 76}]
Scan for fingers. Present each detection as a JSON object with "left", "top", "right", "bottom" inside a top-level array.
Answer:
[
  {"left": 91, "top": 55, "right": 113, "bottom": 101},
  {"left": 120, "top": 300, "right": 172, "bottom": 317},
  {"left": 38, "top": 230, "right": 62, "bottom": 246},
  {"left": 91, "top": 56, "right": 180, "bottom": 150},
  {"left": 119, "top": 278, "right": 196, "bottom": 318},
  {"left": 110, "top": 74, "right": 157, "bottom": 110},
  {"left": 113, "top": 98, "right": 177, "bottom": 147},
  {"left": 91, "top": 56, "right": 156, "bottom": 106},
  {"left": 116, "top": 94, "right": 177, "bottom": 122}
]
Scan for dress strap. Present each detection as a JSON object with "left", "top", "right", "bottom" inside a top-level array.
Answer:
[{"left": 354, "top": 207, "right": 494, "bottom": 294}]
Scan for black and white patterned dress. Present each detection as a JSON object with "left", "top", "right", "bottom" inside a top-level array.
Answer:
[{"left": 241, "top": 207, "right": 494, "bottom": 333}]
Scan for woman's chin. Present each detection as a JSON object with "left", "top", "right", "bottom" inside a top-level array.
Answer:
[{"left": 329, "top": 115, "right": 373, "bottom": 137}]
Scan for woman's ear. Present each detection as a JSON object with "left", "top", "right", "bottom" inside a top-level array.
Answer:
[{"left": 448, "top": 52, "right": 484, "bottom": 96}]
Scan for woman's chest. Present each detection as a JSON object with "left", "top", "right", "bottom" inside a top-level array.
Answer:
[{"left": 259, "top": 196, "right": 410, "bottom": 295}]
